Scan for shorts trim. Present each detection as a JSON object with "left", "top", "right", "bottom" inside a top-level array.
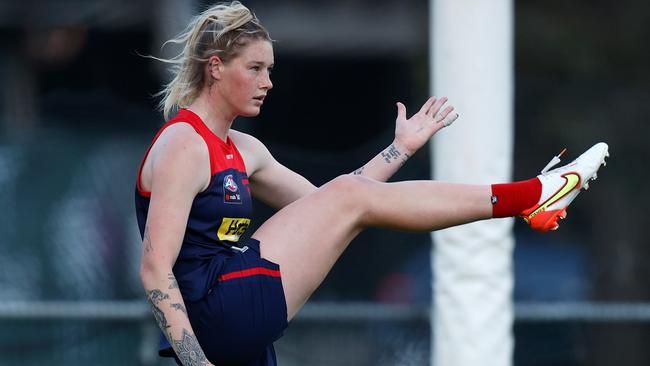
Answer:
[{"left": 218, "top": 267, "right": 281, "bottom": 282}]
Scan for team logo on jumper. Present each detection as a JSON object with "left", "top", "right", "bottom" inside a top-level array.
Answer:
[
  {"left": 217, "top": 217, "right": 251, "bottom": 242},
  {"left": 223, "top": 174, "right": 241, "bottom": 204}
]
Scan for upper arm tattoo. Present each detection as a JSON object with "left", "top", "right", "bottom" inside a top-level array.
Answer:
[
  {"left": 143, "top": 225, "right": 153, "bottom": 253},
  {"left": 353, "top": 166, "right": 365, "bottom": 175},
  {"left": 168, "top": 273, "right": 179, "bottom": 289}
]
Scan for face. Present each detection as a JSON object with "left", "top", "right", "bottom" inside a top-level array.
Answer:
[{"left": 211, "top": 39, "right": 274, "bottom": 117}]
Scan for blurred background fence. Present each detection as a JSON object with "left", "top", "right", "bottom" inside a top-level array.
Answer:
[
  {"left": 1, "top": 0, "right": 649, "bottom": 365},
  {"left": 1, "top": 301, "right": 650, "bottom": 365}
]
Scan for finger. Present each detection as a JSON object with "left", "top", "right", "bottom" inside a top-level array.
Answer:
[
  {"left": 441, "top": 112, "right": 459, "bottom": 127},
  {"left": 427, "top": 96, "right": 448, "bottom": 118},
  {"left": 418, "top": 96, "right": 437, "bottom": 115},
  {"left": 396, "top": 102, "right": 407, "bottom": 121},
  {"left": 434, "top": 105, "right": 454, "bottom": 122}
]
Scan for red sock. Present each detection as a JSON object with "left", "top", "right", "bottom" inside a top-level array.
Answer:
[{"left": 490, "top": 178, "right": 542, "bottom": 218}]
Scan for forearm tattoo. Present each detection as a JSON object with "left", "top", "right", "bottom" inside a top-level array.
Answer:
[
  {"left": 381, "top": 144, "right": 410, "bottom": 165},
  {"left": 353, "top": 166, "right": 365, "bottom": 175},
  {"left": 146, "top": 288, "right": 207, "bottom": 365},
  {"left": 171, "top": 303, "right": 187, "bottom": 315},
  {"left": 146, "top": 289, "right": 171, "bottom": 336},
  {"left": 174, "top": 329, "right": 210, "bottom": 366}
]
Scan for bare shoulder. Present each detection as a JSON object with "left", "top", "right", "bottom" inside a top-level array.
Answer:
[
  {"left": 142, "top": 122, "right": 211, "bottom": 194},
  {"left": 152, "top": 123, "right": 207, "bottom": 160},
  {"left": 229, "top": 129, "right": 266, "bottom": 150},
  {"left": 229, "top": 129, "right": 273, "bottom": 175}
]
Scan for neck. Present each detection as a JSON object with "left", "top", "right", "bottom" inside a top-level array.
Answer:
[{"left": 187, "top": 89, "right": 235, "bottom": 141}]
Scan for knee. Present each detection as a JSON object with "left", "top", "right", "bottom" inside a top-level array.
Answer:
[
  {"left": 321, "top": 174, "right": 375, "bottom": 204},
  {"left": 314, "top": 175, "right": 378, "bottom": 228}
]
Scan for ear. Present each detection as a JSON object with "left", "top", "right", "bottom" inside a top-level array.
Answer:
[{"left": 207, "top": 55, "right": 224, "bottom": 80}]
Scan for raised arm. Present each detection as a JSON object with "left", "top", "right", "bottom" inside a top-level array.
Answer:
[
  {"left": 231, "top": 97, "right": 458, "bottom": 210},
  {"left": 352, "top": 96, "right": 458, "bottom": 181},
  {"left": 139, "top": 124, "right": 214, "bottom": 366},
  {"left": 231, "top": 130, "right": 317, "bottom": 210}
]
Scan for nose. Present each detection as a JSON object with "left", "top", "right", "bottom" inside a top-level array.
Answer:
[{"left": 261, "top": 71, "right": 273, "bottom": 90}]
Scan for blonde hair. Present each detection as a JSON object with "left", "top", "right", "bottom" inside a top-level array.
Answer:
[{"left": 154, "top": 1, "right": 271, "bottom": 119}]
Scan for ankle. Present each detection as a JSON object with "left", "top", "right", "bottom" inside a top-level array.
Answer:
[{"left": 491, "top": 178, "right": 542, "bottom": 218}]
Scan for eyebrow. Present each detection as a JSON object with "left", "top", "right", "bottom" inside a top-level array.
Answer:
[{"left": 248, "top": 61, "right": 274, "bottom": 68}]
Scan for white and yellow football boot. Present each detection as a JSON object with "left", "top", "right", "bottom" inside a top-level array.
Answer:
[{"left": 521, "top": 142, "right": 609, "bottom": 232}]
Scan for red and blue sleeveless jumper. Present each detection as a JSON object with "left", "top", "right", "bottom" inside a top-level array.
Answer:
[{"left": 135, "top": 109, "right": 287, "bottom": 366}]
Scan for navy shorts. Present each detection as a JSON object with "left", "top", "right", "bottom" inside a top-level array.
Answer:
[{"left": 161, "top": 239, "right": 288, "bottom": 366}]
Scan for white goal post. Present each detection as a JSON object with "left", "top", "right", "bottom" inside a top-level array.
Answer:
[{"left": 430, "top": 0, "right": 515, "bottom": 365}]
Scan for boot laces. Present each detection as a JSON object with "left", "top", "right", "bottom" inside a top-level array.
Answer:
[{"left": 540, "top": 148, "right": 567, "bottom": 175}]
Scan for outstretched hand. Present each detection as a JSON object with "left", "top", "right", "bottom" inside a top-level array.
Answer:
[{"left": 393, "top": 96, "right": 459, "bottom": 155}]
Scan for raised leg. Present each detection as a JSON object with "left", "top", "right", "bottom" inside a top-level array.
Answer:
[{"left": 252, "top": 175, "right": 492, "bottom": 320}]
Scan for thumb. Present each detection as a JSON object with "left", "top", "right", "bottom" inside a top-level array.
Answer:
[{"left": 396, "top": 102, "right": 406, "bottom": 120}]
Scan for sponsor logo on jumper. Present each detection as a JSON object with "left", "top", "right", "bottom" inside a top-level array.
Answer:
[
  {"left": 223, "top": 174, "right": 242, "bottom": 204},
  {"left": 217, "top": 218, "right": 251, "bottom": 242},
  {"left": 226, "top": 154, "right": 234, "bottom": 160}
]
